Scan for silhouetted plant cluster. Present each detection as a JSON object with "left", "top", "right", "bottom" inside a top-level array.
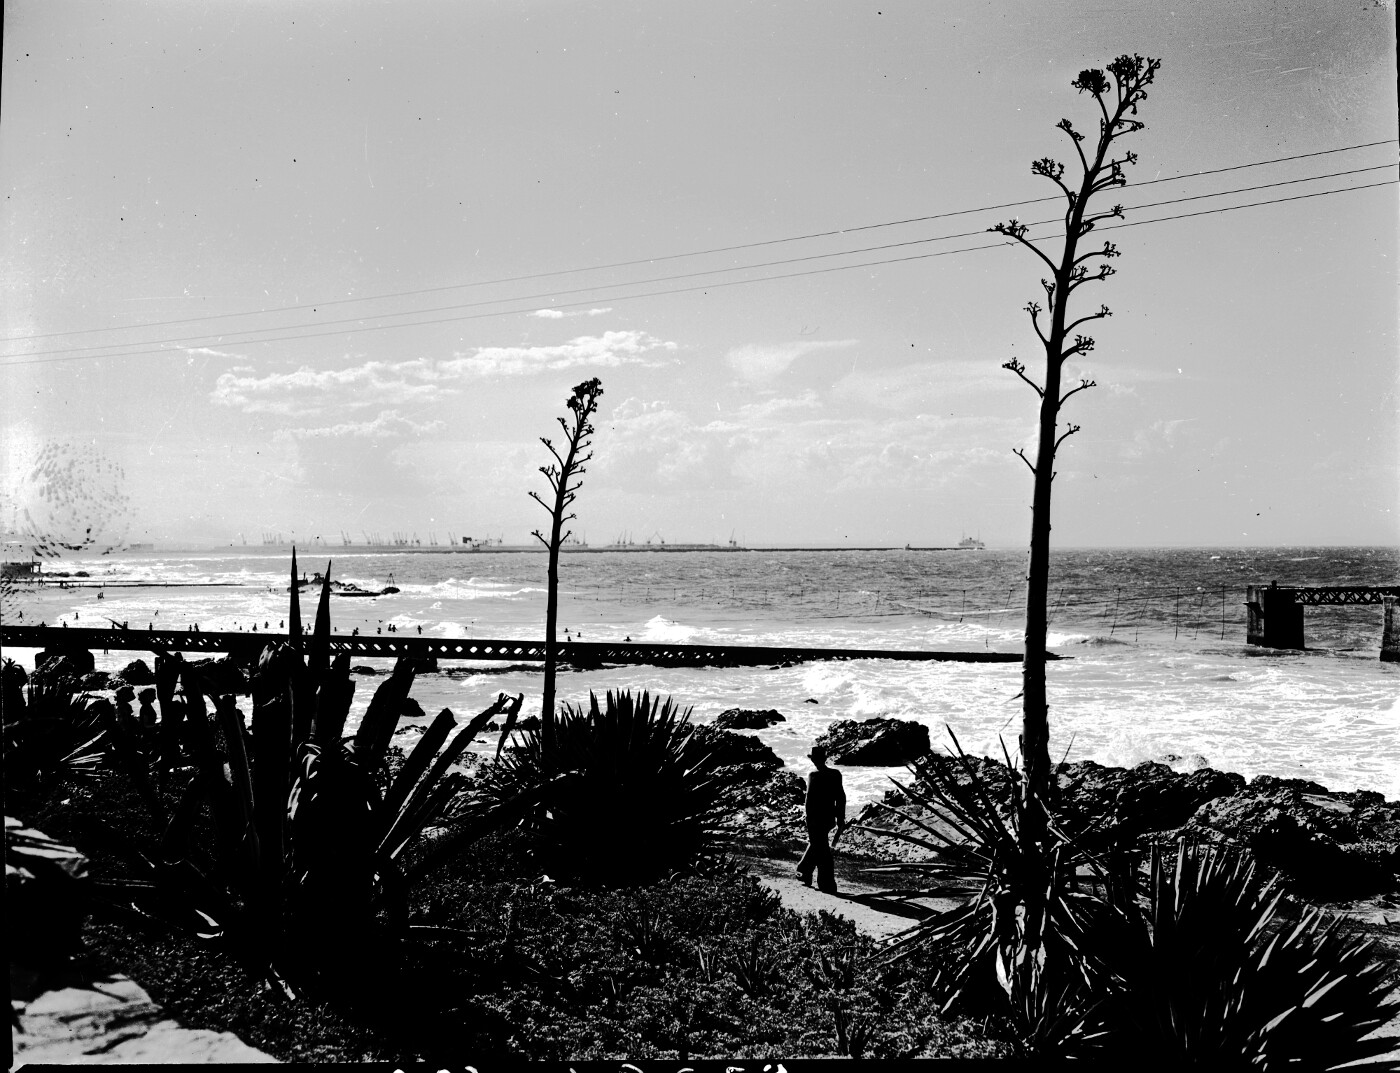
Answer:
[
  {"left": 3, "top": 659, "right": 108, "bottom": 797},
  {"left": 58, "top": 553, "right": 524, "bottom": 998},
  {"left": 866, "top": 736, "right": 1400, "bottom": 1064},
  {"left": 473, "top": 689, "right": 727, "bottom": 887}
]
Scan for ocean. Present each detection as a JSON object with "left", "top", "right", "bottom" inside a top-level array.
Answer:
[{"left": 5, "top": 545, "right": 1398, "bottom": 810}]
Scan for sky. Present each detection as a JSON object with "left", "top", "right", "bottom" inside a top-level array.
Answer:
[{"left": 1, "top": 0, "right": 1396, "bottom": 550}]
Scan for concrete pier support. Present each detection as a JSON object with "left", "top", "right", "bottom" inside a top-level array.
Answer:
[
  {"left": 1383, "top": 596, "right": 1400, "bottom": 663},
  {"left": 1246, "top": 582, "right": 1304, "bottom": 650}
]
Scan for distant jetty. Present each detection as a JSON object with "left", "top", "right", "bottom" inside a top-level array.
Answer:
[{"left": 210, "top": 542, "right": 995, "bottom": 555}]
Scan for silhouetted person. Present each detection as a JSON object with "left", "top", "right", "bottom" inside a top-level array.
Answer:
[
  {"left": 137, "top": 687, "right": 158, "bottom": 729},
  {"left": 796, "top": 744, "right": 845, "bottom": 893}
]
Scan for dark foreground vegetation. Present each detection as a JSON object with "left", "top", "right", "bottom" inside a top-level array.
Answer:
[
  {"left": 5, "top": 634, "right": 1009, "bottom": 1061},
  {"left": 9, "top": 620, "right": 1400, "bottom": 1064}
]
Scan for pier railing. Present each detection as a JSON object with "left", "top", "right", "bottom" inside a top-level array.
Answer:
[{"left": 0, "top": 624, "right": 1037, "bottom": 668}]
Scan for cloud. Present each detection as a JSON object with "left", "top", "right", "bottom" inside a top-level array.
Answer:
[
  {"left": 829, "top": 360, "right": 1019, "bottom": 411},
  {"left": 212, "top": 360, "right": 444, "bottom": 416},
  {"left": 440, "top": 330, "right": 675, "bottom": 377},
  {"left": 1120, "top": 417, "right": 1198, "bottom": 460},
  {"left": 726, "top": 339, "right": 857, "bottom": 382},
  {"left": 597, "top": 391, "right": 1022, "bottom": 495},
  {"left": 210, "top": 330, "right": 675, "bottom": 416},
  {"left": 529, "top": 307, "right": 613, "bottom": 319},
  {"left": 279, "top": 410, "right": 445, "bottom": 441},
  {"left": 183, "top": 346, "right": 245, "bottom": 360}
]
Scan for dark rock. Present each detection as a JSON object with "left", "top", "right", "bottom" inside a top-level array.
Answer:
[
  {"left": 1055, "top": 759, "right": 1245, "bottom": 834},
  {"left": 406, "top": 656, "right": 438, "bottom": 674},
  {"left": 687, "top": 724, "right": 785, "bottom": 778},
  {"left": 1154, "top": 752, "right": 1210, "bottom": 770},
  {"left": 36, "top": 647, "right": 95, "bottom": 677},
  {"left": 688, "top": 725, "right": 801, "bottom": 842},
  {"left": 1343, "top": 789, "right": 1387, "bottom": 810},
  {"left": 186, "top": 657, "right": 248, "bottom": 696},
  {"left": 112, "top": 659, "right": 156, "bottom": 686},
  {"left": 80, "top": 671, "right": 111, "bottom": 690},
  {"left": 1249, "top": 774, "right": 1330, "bottom": 796},
  {"left": 714, "top": 707, "right": 786, "bottom": 730},
  {"left": 1183, "top": 793, "right": 1394, "bottom": 898},
  {"left": 30, "top": 654, "right": 93, "bottom": 690},
  {"left": 814, "top": 717, "right": 930, "bottom": 766},
  {"left": 804, "top": 698, "right": 819, "bottom": 704},
  {"left": 351, "top": 665, "right": 379, "bottom": 676},
  {"left": 516, "top": 715, "right": 541, "bottom": 730}
]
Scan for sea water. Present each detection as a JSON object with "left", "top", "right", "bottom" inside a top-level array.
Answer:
[{"left": 6, "top": 545, "right": 1398, "bottom": 811}]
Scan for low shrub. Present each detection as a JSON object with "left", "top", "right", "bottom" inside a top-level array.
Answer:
[
  {"left": 406, "top": 849, "right": 1013, "bottom": 1062},
  {"left": 474, "top": 689, "right": 727, "bottom": 886},
  {"left": 1079, "top": 840, "right": 1400, "bottom": 1068}
]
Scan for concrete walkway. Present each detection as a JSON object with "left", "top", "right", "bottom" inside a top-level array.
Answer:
[{"left": 737, "top": 851, "right": 964, "bottom": 942}]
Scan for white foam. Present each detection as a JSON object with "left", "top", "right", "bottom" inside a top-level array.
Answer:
[{"left": 639, "top": 615, "right": 700, "bottom": 643}]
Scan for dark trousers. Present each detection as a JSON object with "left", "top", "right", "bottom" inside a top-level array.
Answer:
[{"left": 798, "top": 821, "right": 837, "bottom": 892}]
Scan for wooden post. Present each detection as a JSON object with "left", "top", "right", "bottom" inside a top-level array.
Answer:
[
  {"left": 1382, "top": 596, "right": 1400, "bottom": 663},
  {"left": 1246, "top": 582, "right": 1304, "bottom": 650}
]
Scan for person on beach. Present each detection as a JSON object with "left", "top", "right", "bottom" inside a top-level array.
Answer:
[{"left": 797, "top": 744, "right": 845, "bottom": 893}]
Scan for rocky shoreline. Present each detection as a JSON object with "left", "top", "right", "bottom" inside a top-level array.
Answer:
[
  {"left": 698, "top": 712, "right": 1400, "bottom": 906},
  {"left": 16, "top": 653, "right": 1400, "bottom": 904}
]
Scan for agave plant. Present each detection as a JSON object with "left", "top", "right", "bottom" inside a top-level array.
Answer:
[
  {"left": 117, "top": 551, "right": 520, "bottom": 995},
  {"left": 861, "top": 729, "right": 1140, "bottom": 1055},
  {"left": 4, "top": 667, "right": 109, "bottom": 794},
  {"left": 1078, "top": 840, "right": 1400, "bottom": 1069},
  {"left": 476, "top": 689, "right": 725, "bottom": 886}
]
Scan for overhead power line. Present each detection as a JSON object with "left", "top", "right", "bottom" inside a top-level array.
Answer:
[
  {"left": 5, "top": 165, "right": 1394, "bottom": 364},
  {"left": 0, "top": 178, "right": 1393, "bottom": 370},
  {"left": 2, "top": 165, "right": 1392, "bottom": 363},
  {"left": 2, "top": 139, "right": 1394, "bottom": 346}
]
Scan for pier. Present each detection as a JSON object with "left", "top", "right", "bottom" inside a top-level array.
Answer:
[
  {"left": 1245, "top": 583, "right": 1400, "bottom": 660},
  {"left": 0, "top": 624, "right": 1038, "bottom": 669}
]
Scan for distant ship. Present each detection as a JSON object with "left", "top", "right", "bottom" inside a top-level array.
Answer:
[{"left": 958, "top": 535, "right": 986, "bottom": 550}]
